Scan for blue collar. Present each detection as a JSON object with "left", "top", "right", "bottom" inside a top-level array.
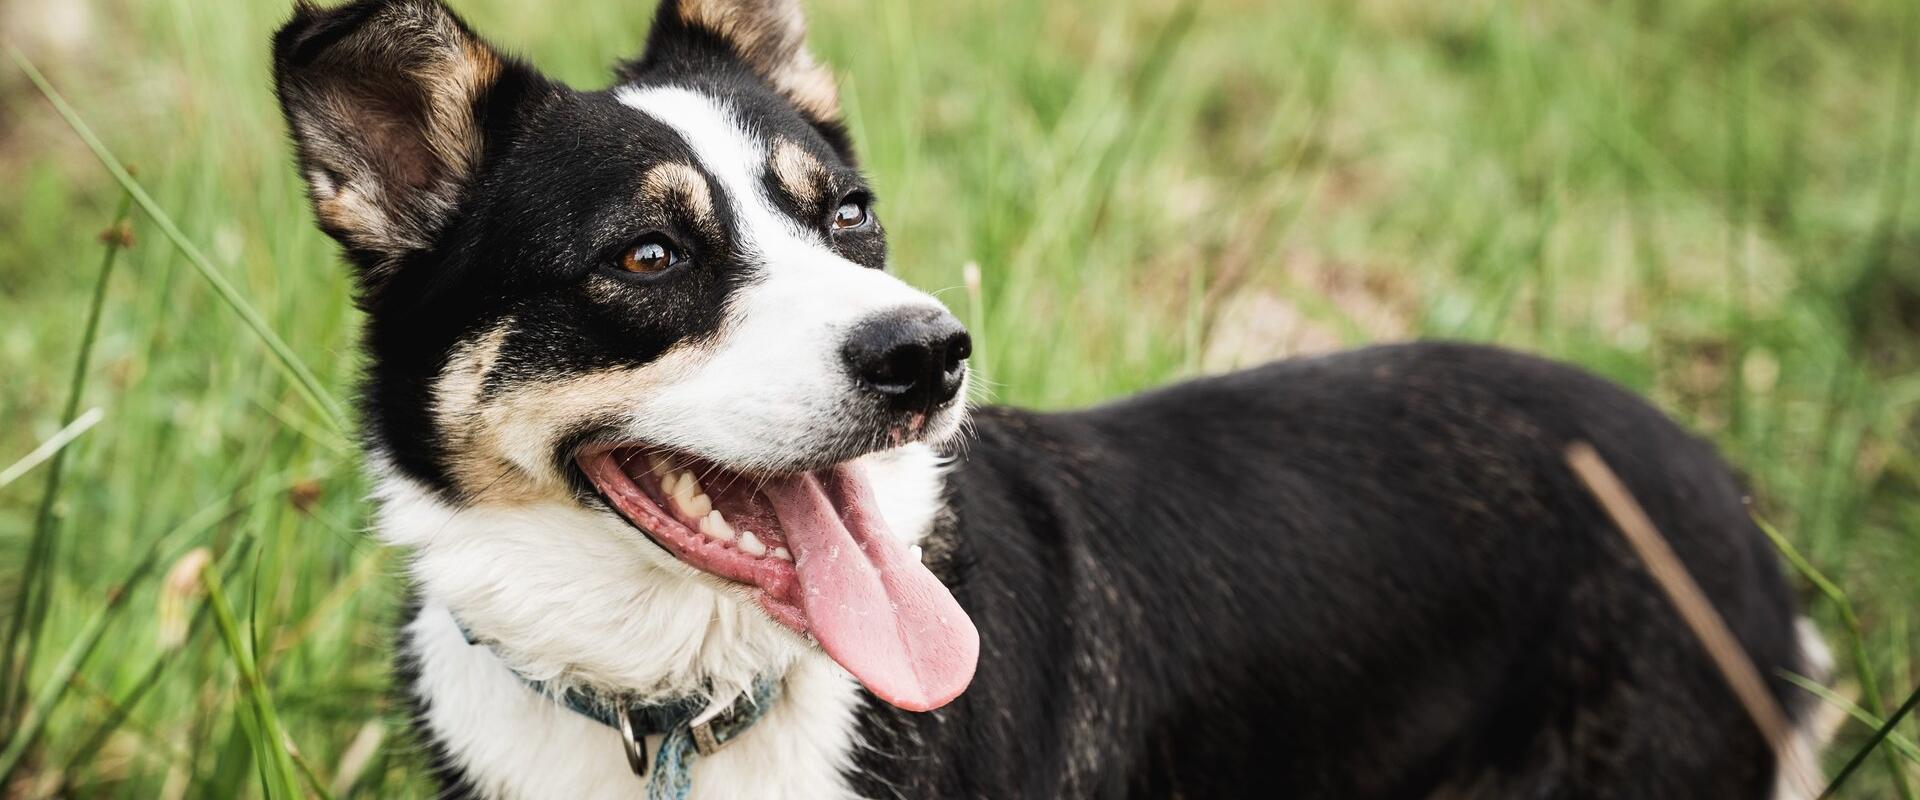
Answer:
[{"left": 456, "top": 619, "right": 782, "bottom": 800}]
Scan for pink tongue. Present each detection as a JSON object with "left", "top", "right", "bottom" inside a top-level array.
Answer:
[{"left": 761, "top": 464, "right": 978, "bottom": 712}]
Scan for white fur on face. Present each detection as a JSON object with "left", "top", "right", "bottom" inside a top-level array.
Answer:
[
  {"left": 426, "top": 86, "right": 969, "bottom": 496},
  {"left": 606, "top": 85, "right": 968, "bottom": 473}
]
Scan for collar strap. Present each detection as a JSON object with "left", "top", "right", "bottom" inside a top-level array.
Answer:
[{"left": 455, "top": 617, "right": 781, "bottom": 800}]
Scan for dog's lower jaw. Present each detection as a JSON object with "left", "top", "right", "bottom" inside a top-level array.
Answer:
[{"left": 373, "top": 444, "right": 948, "bottom": 798}]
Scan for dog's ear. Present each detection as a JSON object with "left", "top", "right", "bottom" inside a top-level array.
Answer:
[
  {"left": 627, "top": 0, "right": 841, "bottom": 128},
  {"left": 273, "top": 0, "right": 540, "bottom": 302}
]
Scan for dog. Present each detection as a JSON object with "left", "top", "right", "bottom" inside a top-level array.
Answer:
[{"left": 272, "top": 1, "right": 1831, "bottom": 797}]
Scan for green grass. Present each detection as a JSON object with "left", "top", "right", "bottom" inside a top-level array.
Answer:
[{"left": 2, "top": 0, "right": 1917, "bottom": 795}]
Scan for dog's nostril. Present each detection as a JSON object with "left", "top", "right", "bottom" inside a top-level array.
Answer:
[
  {"left": 877, "top": 344, "right": 932, "bottom": 391},
  {"left": 844, "top": 309, "right": 971, "bottom": 411},
  {"left": 943, "top": 331, "right": 972, "bottom": 374}
]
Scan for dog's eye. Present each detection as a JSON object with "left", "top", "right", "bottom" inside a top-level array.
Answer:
[
  {"left": 832, "top": 198, "right": 870, "bottom": 231},
  {"left": 619, "top": 235, "right": 684, "bottom": 274}
]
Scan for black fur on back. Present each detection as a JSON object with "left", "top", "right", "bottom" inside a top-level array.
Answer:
[{"left": 850, "top": 342, "right": 1807, "bottom": 799}]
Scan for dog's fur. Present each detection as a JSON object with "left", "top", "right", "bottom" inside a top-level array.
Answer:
[{"left": 274, "top": 1, "right": 1830, "bottom": 797}]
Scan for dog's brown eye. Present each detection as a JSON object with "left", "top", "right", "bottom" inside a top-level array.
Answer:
[
  {"left": 832, "top": 199, "right": 869, "bottom": 230},
  {"left": 620, "top": 235, "right": 683, "bottom": 274}
]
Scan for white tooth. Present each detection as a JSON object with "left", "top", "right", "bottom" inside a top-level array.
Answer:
[
  {"left": 678, "top": 492, "right": 712, "bottom": 520},
  {"left": 771, "top": 547, "right": 792, "bottom": 562},
  {"left": 659, "top": 474, "right": 676, "bottom": 496},
  {"left": 700, "top": 510, "right": 736, "bottom": 542},
  {"left": 647, "top": 454, "right": 671, "bottom": 475},
  {"left": 738, "top": 531, "right": 767, "bottom": 557},
  {"left": 676, "top": 471, "right": 701, "bottom": 500},
  {"left": 910, "top": 545, "right": 924, "bottom": 563}
]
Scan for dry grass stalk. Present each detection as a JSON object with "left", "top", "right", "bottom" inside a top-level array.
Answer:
[{"left": 1565, "top": 441, "right": 1822, "bottom": 798}]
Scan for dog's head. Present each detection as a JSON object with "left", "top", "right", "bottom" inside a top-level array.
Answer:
[{"left": 275, "top": 0, "right": 977, "bottom": 711}]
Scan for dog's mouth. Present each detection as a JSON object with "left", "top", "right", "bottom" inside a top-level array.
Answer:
[{"left": 576, "top": 446, "right": 978, "bottom": 712}]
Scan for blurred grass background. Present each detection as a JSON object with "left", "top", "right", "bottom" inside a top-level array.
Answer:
[{"left": 2, "top": 0, "right": 1918, "bottom": 796}]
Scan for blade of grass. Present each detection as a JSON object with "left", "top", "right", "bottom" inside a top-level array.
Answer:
[
  {"left": 3, "top": 43, "right": 348, "bottom": 434},
  {"left": 288, "top": 737, "right": 337, "bottom": 800},
  {"left": 54, "top": 538, "right": 256, "bottom": 789},
  {"left": 0, "top": 407, "right": 104, "bottom": 491},
  {"left": 0, "top": 520, "right": 181, "bottom": 783},
  {"left": 0, "top": 461, "right": 328, "bottom": 785},
  {"left": 329, "top": 721, "right": 385, "bottom": 798},
  {"left": 1, "top": 192, "right": 134, "bottom": 730},
  {"left": 1721, "top": 0, "right": 1753, "bottom": 444},
  {"left": 202, "top": 554, "right": 307, "bottom": 800},
  {"left": 1780, "top": 673, "right": 1920, "bottom": 764},
  {"left": 1824, "top": 684, "right": 1920, "bottom": 799},
  {"left": 1757, "top": 514, "right": 1917, "bottom": 799}
]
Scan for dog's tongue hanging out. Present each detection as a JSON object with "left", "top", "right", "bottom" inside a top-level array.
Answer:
[
  {"left": 580, "top": 452, "right": 978, "bottom": 712},
  {"left": 761, "top": 466, "right": 978, "bottom": 711}
]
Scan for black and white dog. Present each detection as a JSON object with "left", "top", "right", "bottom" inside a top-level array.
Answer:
[{"left": 273, "top": 1, "right": 1831, "bottom": 797}]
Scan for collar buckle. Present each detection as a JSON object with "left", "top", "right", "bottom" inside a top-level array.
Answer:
[{"left": 688, "top": 690, "right": 741, "bottom": 757}]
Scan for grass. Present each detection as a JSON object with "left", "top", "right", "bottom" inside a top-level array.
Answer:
[{"left": 1, "top": 0, "right": 1917, "bottom": 795}]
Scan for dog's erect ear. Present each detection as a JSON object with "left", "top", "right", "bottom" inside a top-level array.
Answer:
[
  {"left": 273, "top": 0, "right": 538, "bottom": 300},
  {"left": 628, "top": 0, "right": 841, "bottom": 126}
]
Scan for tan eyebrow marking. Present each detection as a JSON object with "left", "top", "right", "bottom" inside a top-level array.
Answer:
[
  {"left": 770, "top": 139, "right": 825, "bottom": 206},
  {"left": 640, "top": 162, "right": 716, "bottom": 229}
]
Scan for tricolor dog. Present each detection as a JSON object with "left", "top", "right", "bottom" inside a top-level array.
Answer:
[{"left": 273, "top": 1, "right": 1830, "bottom": 797}]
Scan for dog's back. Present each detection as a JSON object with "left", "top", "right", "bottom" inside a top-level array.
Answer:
[{"left": 852, "top": 342, "right": 1820, "bottom": 799}]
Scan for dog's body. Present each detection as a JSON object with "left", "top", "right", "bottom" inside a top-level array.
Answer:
[
  {"left": 274, "top": 1, "right": 1827, "bottom": 797},
  {"left": 381, "top": 344, "right": 1828, "bottom": 800}
]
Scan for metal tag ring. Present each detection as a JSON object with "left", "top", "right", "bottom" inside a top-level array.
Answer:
[{"left": 617, "top": 708, "right": 650, "bottom": 777}]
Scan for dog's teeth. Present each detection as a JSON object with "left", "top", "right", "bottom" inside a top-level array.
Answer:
[
  {"left": 738, "top": 531, "right": 767, "bottom": 557},
  {"left": 700, "top": 510, "right": 736, "bottom": 542},
  {"left": 678, "top": 492, "right": 712, "bottom": 520},
  {"left": 771, "top": 546, "right": 792, "bottom": 562},
  {"left": 910, "top": 545, "right": 924, "bottom": 563},
  {"left": 659, "top": 474, "right": 676, "bottom": 496},
  {"left": 647, "top": 454, "right": 671, "bottom": 475},
  {"left": 674, "top": 471, "right": 701, "bottom": 500}
]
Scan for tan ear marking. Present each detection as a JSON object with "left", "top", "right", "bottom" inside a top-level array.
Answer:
[
  {"left": 420, "top": 39, "right": 504, "bottom": 178},
  {"left": 674, "top": 0, "right": 840, "bottom": 122},
  {"left": 770, "top": 139, "right": 825, "bottom": 206},
  {"left": 276, "top": 0, "right": 513, "bottom": 296}
]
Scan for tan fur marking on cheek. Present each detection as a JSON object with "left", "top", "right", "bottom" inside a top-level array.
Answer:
[
  {"left": 770, "top": 139, "right": 825, "bottom": 206},
  {"left": 642, "top": 163, "right": 716, "bottom": 231},
  {"left": 436, "top": 335, "right": 711, "bottom": 505},
  {"left": 433, "top": 322, "right": 519, "bottom": 498}
]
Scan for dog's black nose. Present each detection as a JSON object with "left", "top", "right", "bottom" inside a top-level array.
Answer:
[{"left": 843, "top": 309, "right": 971, "bottom": 411}]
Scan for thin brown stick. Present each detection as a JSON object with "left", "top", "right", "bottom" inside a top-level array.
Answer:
[{"left": 1565, "top": 441, "right": 1822, "bottom": 798}]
